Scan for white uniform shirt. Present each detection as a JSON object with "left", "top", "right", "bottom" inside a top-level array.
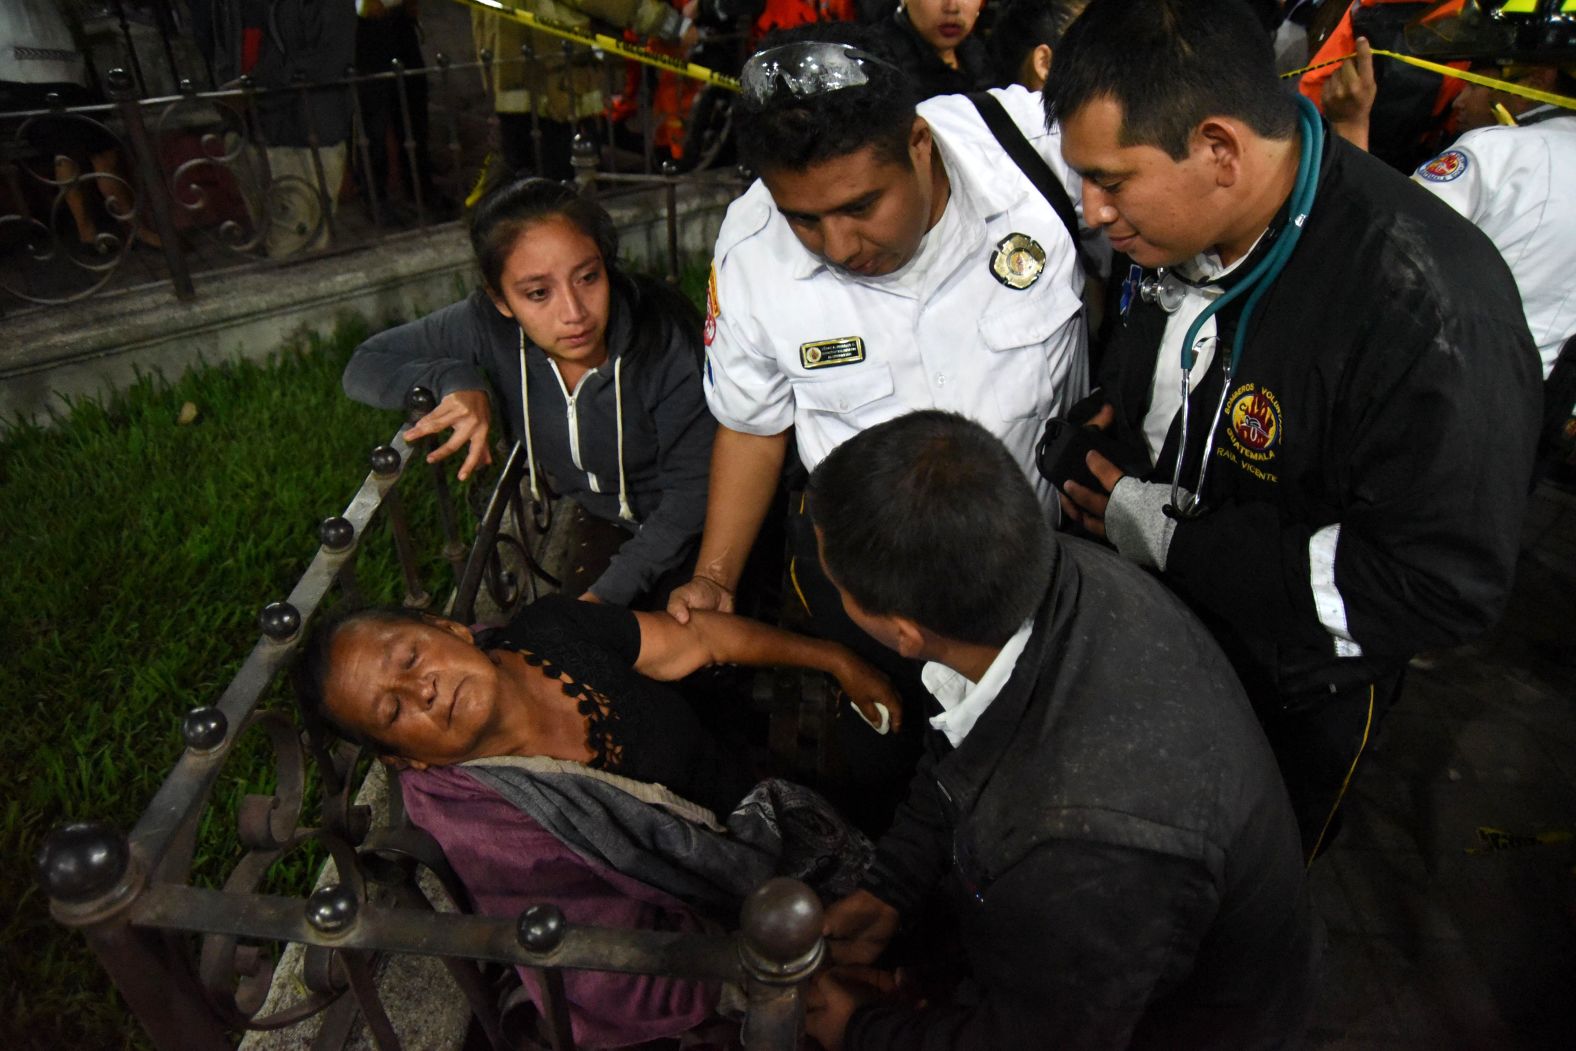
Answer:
[
  {"left": 703, "top": 86, "right": 1089, "bottom": 510},
  {"left": 1413, "top": 108, "right": 1576, "bottom": 379}
]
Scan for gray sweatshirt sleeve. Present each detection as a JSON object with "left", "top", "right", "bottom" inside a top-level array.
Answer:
[
  {"left": 342, "top": 294, "right": 506, "bottom": 411},
  {"left": 587, "top": 331, "right": 716, "bottom": 605}
]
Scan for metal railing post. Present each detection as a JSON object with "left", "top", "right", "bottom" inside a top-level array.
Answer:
[
  {"left": 105, "top": 68, "right": 194, "bottom": 299},
  {"left": 391, "top": 59, "right": 426, "bottom": 225},
  {"left": 664, "top": 165, "right": 680, "bottom": 282},
  {"left": 738, "top": 878, "right": 823, "bottom": 1050},
  {"left": 295, "top": 77, "right": 338, "bottom": 248},
  {"left": 521, "top": 42, "right": 544, "bottom": 176},
  {"left": 435, "top": 54, "right": 463, "bottom": 204},
  {"left": 349, "top": 63, "right": 384, "bottom": 227},
  {"left": 108, "top": 0, "right": 150, "bottom": 97},
  {"left": 39, "top": 823, "right": 230, "bottom": 1051}
]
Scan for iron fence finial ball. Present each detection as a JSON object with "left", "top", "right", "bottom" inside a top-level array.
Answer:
[
  {"left": 319, "top": 516, "right": 355, "bottom": 551},
  {"left": 740, "top": 877, "right": 822, "bottom": 963},
  {"left": 182, "top": 707, "right": 228, "bottom": 751},
  {"left": 517, "top": 903, "right": 566, "bottom": 951},
  {"left": 660, "top": 160, "right": 679, "bottom": 177},
  {"left": 259, "top": 601, "right": 301, "bottom": 641},
  {"left": 306, "top": 885, "right": 359, "bottom": 933},
  {"left": 370, "top": 444, "right": 402, "bottom": 477},
  {"left": 36, "top": 822, "right": 130, "bottom": 904},
  {"left": 405, "top": 386, "right": 437, "bottom": 416},
  {"left": 104, "top": 68, "right": 133, "bottom": 97}
]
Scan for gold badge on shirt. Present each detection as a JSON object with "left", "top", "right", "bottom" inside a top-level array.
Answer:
[
  {"left": 800, "top": 336, "right": 865, "bottom": 369},
  {"left": 989, "top": 233, "right": 1046, "bottom": 290}
]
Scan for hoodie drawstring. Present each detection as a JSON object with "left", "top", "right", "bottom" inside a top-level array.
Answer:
[
  {"left": 519, "top": 328, "right": 635, "bottom": 524},
  {"left": 518, "top": 328, "right": 541, "bottom": 504},
  {"left": 613, "top": 355, "right": 634, "bottom": 523}
]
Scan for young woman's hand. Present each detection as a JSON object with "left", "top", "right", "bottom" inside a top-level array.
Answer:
[
  {"left": 403, "top": 389, "right": 494, "bottom": 481},
  {"left": 834, "top": 652, "right": 903, "bottom": 734}
]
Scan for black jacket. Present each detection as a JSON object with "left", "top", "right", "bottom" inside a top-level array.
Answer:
[
  {"left": 1096, "top": 132, "right": 1540, "bottom": 705},
  {"left": 189, "top": 0, "right": 355, "bottom": 146},
  {"left": 851, "top": 538, "right": 1318, "bottom": 1050}
]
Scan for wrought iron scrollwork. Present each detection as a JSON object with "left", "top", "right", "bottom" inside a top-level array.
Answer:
[{"left": 0, "top": 102, "right": 137, "bottom": 305}]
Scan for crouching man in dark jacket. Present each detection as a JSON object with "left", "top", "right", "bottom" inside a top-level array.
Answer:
[{"left": 803, "top": 410, "right": 1319, "bottom": 1051}]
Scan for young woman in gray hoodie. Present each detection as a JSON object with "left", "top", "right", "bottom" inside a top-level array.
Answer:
[{"left": 344, "top": 177, "right": 715, "bottom": 606}]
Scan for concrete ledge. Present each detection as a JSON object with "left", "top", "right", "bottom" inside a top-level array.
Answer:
[{"left": 1, "top": 181, "right": 738, "bottom": 429}]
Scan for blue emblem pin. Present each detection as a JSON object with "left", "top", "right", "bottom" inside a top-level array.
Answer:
[{"left": 1119, "top": 264, "right": 1142, "bottom": 316}]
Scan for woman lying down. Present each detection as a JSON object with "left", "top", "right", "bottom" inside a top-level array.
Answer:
[{"left": 292, "top": 594, "right": 899, "bottom": 1049}]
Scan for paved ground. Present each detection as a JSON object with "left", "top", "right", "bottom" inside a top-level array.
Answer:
[{"left": 1304, "top": 481, "right": 1576, "bottom": 1049}]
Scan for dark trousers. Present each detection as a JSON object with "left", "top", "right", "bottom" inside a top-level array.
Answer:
[
  {"left": 354, "top": 15, "right": 434, "bottom": 212},
  {"left": 498, "top": 114, "right": 577, "bottom": 183},
  {"left": 786, "top": 501, "right": 932, "bottom": 837},
  {"left": 1259, "top": 671, "right": 1403, "bottom": 862}
]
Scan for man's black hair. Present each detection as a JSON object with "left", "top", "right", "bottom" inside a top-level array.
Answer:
[
  {"left": 289, "top": 604, "right": 432, "bottom": 753},
  {"left": 808, "top": 411, "right": 1055, "bottom": 648},
  {"left": 1043, "top": 0, "right": 1298, "bottom": 160},
  {"left": 988, "top": 0, "right": 1090, "bottom": 87},
  {"left": 734, "top": 23, "right": 920, "bottom": 175}
]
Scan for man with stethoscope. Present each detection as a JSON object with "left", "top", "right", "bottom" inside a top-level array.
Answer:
[{"left": 1045, "top": 0, "right": 1541, "bottom": 861}]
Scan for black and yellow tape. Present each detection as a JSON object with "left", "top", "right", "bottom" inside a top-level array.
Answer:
[
  {"left": 1465, "top": 825, "right": 1574, "bottom": 855},
  {"left": 452, "top": 0, "right": 740, "bottom": 92},
  {"left": 1283, "top": 47, "right": 1576, "bottom": 113}
]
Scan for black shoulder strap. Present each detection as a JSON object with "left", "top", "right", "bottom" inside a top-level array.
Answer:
[{"left": 967, "top": 90, "right": 1088, "bottom": 273}]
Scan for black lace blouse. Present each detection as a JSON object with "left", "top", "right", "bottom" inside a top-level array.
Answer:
[{"left": 473, "top": 596, "right": 754, "bottom": 815}]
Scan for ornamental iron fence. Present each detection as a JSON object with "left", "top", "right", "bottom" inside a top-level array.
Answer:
[
  {"left": 0, "top": 44, "right": 741, "bottom": 316},
  {"left": 35, "top": 386, "right": 822, "bottom": 1051}
]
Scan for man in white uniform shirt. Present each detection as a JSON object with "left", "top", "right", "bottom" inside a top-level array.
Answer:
[
  {"left": 1412, "top": 38, "right": 1576, "bottom": 400},
  {"left": 667, "top": 32, "right": 1089, "bottom": 829}
]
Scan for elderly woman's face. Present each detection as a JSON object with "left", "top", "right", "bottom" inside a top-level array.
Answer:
[{"left": 322, "top": 616, "right": 506, "bottom": 767}]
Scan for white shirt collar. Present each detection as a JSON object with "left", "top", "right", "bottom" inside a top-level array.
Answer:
[
  {"left": 921, "top": 619, "right": 1034, "bottom": 748},
  {"left": 1174, "top": 224, "right": 1270, "bottom": 288}
]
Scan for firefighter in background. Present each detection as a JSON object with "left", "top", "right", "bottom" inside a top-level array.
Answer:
[
  {"left": 473, "top": 0, "right": 695, "bottom": 179},
  {"left": 1298, "top": 0, "right": 1470, "bottom": 171},
  {"left": 1325, "top": 0, "right": 1576, "bottom": 481}
]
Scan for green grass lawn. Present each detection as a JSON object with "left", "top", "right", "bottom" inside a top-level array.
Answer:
[
  {"left": 1, "top": 262, "right": 709, "bottom": 1048},
  {"left": 0, "top": 320, "right": 470, "bottom": 1048}
]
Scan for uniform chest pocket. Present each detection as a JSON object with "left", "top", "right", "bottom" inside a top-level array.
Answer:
[
  {"left": 977, "top": 287, "right": 1084, "bottom": 420},
  {"left": 793, "top": 361, "right": 897, "bottom": 415}
]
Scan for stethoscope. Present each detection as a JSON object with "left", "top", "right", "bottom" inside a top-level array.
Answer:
[{"left": 1139, "top": 95, "right": 1324, "bottom": 520}]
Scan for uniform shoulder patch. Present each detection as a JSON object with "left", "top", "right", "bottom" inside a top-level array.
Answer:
[
  {"left": 1417, "top": 150, "right": 1469, "bottom": 183},
  {"left": 703, "top": 263, "right": 720, "bottom": 348}
]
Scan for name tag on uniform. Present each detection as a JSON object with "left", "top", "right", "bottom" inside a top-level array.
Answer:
[{"left": 800, "top": 336, "right": 865, "bottom": 369}]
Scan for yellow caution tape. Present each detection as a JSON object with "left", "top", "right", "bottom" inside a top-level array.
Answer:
[
  {"left": 452, "top": 0, "right": 740, "bottom": 92},
  {"left": 1284, "top": 47, "right": 1576, "bottom": 112},
  {"left": 1465, "top": 825, "right": 1574, "bottom": 854},
  {"left": 465, "top": 151, "right": 493, "bottom": 208}
]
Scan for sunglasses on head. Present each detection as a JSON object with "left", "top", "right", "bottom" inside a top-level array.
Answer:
[{"left": 739, "top": 42, "right": 901, "bottom": 111}]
